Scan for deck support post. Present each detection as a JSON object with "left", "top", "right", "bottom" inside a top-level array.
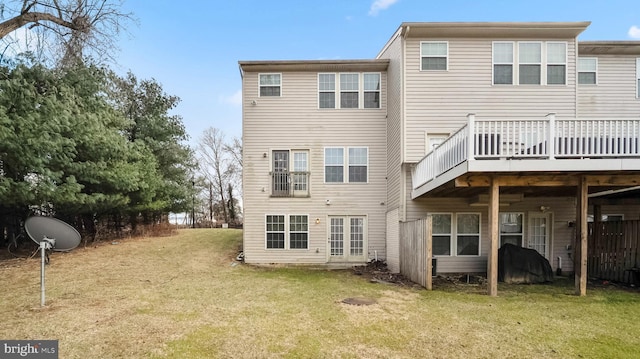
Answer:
[
  {"left": 576, "top": 175, "right": 588, "bottom": 296},
  {"left": 487, "top": 177, "right": 500, "bottom": 296}
]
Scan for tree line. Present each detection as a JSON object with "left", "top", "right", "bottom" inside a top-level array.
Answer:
[{"left": 0, "top": 1, "right": 243, "bottom": 249}]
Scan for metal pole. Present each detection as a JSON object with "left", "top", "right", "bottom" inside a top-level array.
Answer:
[{"left": 40, "top": 242, "right": 46, "bottom": 307}]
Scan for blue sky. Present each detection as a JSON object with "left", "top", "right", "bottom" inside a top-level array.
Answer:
[{"left": 115, "top": 0, "right": 640, "bottom": 146}]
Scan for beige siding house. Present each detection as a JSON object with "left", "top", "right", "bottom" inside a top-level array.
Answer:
[{"left": 240, "top": 22, "right": 640, "bottom": 291}]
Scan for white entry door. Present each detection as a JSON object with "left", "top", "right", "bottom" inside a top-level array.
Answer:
[
  {"left": 328, "top": 216, "right": 366, "bottom": 262},
  {"left": 528, "top": 212, "right": 551, "bottom": 259}
]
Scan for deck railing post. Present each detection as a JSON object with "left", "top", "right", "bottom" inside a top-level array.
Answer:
[
  {"left": 547, "top": 113, "right": 556, "bottom": 160},
  {"left": 467, "top": 113, "right": 476, "bottom": 161}
]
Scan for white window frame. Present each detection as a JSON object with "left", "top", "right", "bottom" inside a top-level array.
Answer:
[
  {"left": 259, "top": 73, "right": 281, "bottom": 97},
  {"left": 587, "top": 214, "right": 624, "bottom": 222},
  {"left": 420, "top": 41, "right": 448, "bottom": 71},
  {"left": 318, "top": 73, "right": 381, "bottom": 109},
  {"left": 339, "top": 73, "right": 360, "bottom": 109},
  {"left": 492, "top": 41, "right": 514, "bottom": 85},
  {"left": 318, "top": 73, "right": 336, "bottom": 108},
  {"left": 578, "top": 57, "right": 598, "bottom": 85},
  {"left": 518, "top": 42, "right": 542, "bottom": 85},
  {"left": 324, "top": 147, "right": 369, "bottom": 183},
  {"left": 265, "top": 214, "right": 286, "bottom": 249},
  {"left": 265, "top": 214, "right": 309, "bottom": 250},
  {"left": 493, "top": 41, "right": 568, "bottom": 86},
  {"left": 432, "top": 212, "right": 481, "bottom": 257},
  {"left": 499, "top": 212, "right": 524, "bottom": 247},
  {"left": 546, "top": 42, "right": 567, "bottom": 85},
  {"left": 456, "top": 213, "right": 481, "bottom": 256}
]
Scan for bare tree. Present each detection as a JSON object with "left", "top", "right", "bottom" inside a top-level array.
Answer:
[
  {"left": 0, "top": 0, "right": 134, "bottom": 65},
  {"left": 197, "top": 128, "right": 240, "bottom": 224}
]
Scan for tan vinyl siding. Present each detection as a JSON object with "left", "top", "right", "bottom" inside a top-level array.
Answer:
[
  {"left": 378, "top": 34, "right": 404, "bottom": 211},
  {"left": 242, "top": 71, "right": 388, "bottom": 264},
  {"left": 578, "top": 56, "right": 640, "bottom": 117},
  {"left": 386, "top": 208, "right": 400, "bottom": 273},
  {"left": 404, "top": 38, "right": 578, "bottom": 162}
]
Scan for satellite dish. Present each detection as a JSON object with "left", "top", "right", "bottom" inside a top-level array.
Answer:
[
  {"left": 25, "top": 216, "right": 81, "bottom": 251},
  {"left": 24, "top": 216, "right": 81, "bottom": 306}
]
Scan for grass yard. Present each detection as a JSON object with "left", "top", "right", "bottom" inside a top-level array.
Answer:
[{"left": 1, "top": 229, "right": 639, "bottom": 358}]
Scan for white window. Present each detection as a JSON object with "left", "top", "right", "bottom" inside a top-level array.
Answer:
[
  {"left": 266, "top": 215, "right": 308, "bottom": 250},
  {"left": 363, "top": 73, "right": 381, "bottom": 108},
  {"left": 519, "top": 42, "right": 542, "bottom": 85},
  {"left": 319, "top": 73, "right": 381, "bottom": 109},
  {"left": 457, "top": 213, "right": 480, "bottom": 256},
  {"left": 266, "top": 215, "right": 285, "bottom": 249},
  {"left": 432, "top": 213, "right": 481, "bottom": 256},
  {"left": 340, "top": 73, "right": 359, "bottom": 108},
  {"left": 578, "top": 57, "right": 598, "bottom": 85},
  {"left": 324, "top": 147, "right": 369, "bottom": 183},
  {"left": 493, "top": 42, "right": 514, "bottom": 85},
  {"left": 259, "top": 73, "right": 281, "bottom": 97},
  {"left": 547, "top": 42, "right": 566, "bottom": 85},
  {"left": 494, "top": 41, "right": 566, "bottom": 86},
  {"left": 318, "top": 73, "right": 336, "bottom": 108},
  {"left": 500, "top": 212, "right": 524, "bottom": 247},
  {"left": 587, "top": 214, "right": 624, "bottom": 222},
  {"left": 421, "top": 41, "right": 448, "bottom": 71}
]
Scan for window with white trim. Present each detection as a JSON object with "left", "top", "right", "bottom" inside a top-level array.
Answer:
[
  {"left": 457, "top": 213, "right": 480, "bottom": 256},
  {"left": 266, "top": 215, "right": 285, "bottom": 249},
  {"left": 547, "top": 42, "right": 566, "bottom": 85},
  {"left": 318, "top": 73, "right": 336, "bottom": 108},
  {"left": 493, "top": 42, "right": 514, "bottom": 85},
  {"left": 363, "top": 73, "right": 381, "bottom": 108},
  {"left": 432, "top": 214, "right": 452, "bottom": 256},
  {"left": 324, "top": 147, "right": 368, "bottom": 183},
  {"left": 259, "top": 73, "right": 281, "bottom": 96},
  {"left": 340, "top": 73, "right": 359, "bottom": 108},
  {"left": 587, "top": 214, "right": 624, "bottom": 222},
  {"left": 519, "top": 42, "right": 542, "bottom": 85},
  {"left": 266, "top": 215, "right": 308, "bottom": 249},
  {"left": 432, "top": 213, "right": 481, "bottom": 256},
  {"left": 318, "top": 73, "right": 381, "bottom": 109},
  {"left": 578, "top": 57, "right": 598, "bottom": 85},
  {"left": 500, "top": 212, "right": 524, "bottom": 247},
  {"left": 421, "top": 41, "right": 448, "bottom": 71},
  {"left": 493, "top": 41, "right": 567, "bottom": 85},
  {"left": 425, "top": 133, "right": 449, "bottom": 154}
]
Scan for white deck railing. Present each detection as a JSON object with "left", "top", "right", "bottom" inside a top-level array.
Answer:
[{"left": 412, "top": 114, "right": 640, "bottom": 191}]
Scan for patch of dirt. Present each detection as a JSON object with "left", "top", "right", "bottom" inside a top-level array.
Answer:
[{"left": 352, "top": 260, "right": 419, "bottom": 287}]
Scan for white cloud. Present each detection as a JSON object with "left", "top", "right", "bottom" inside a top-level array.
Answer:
[
  {"left": 220, "top": 90, "right": 242, "bottom": 106},
  {"left": 628, "top": 25, "right": 640, "bottom": 39},
  {"left": 368, "top": 0, "right": 399, "bottom": 16}
]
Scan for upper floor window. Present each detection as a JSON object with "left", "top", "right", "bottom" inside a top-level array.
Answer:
[
  {"left": 318, "top": 73, "right": 381, "bottom": 109},
  {"left": 420, "top": 41, "right": 448, "bottom": 71},
  {"left": 324, "top": 147, "right": 368, "bottom": 183},
  {"left": 493, "top": 41, "right": 567, "bottom": 86},
  {"left": 578, "top": 57, "right": 598, "bottom": 85},
  {"left": 259, "top": 73, "right": 281, "bottom": 96},
  {"left": 340, "top": 73, "right": 359, "bottom": 108},
  {"left": 547, "top": 42, "right": 567, "bottom": 85},
  {"left": 519, "top": 42, "right": 541, "bottom": 85},
  {"left": 271, "top": 149, "right": 309, "bottom": 197},
  {"left": 318, "top": 74, "right": 336, "bottom": 108},
  {"left": 493, "top": 42, "right": 514, "bottom": 85}
]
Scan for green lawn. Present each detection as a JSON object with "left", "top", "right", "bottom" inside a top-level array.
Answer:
[{"left": 1, "top": 229, "right": 638, "bottom": 358}]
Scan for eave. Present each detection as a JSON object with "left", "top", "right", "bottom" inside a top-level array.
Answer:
[
  {"left": 399, "top": 21, "right": 591, "bottom": 39},
  {"left": 238, "top": 59, "right": 390, "bottom": 73},
  {"left": 578, "top": 41, "right": 640, "bottom": 55}
]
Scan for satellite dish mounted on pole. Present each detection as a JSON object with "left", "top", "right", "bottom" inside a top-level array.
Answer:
[{"left": 24, "top": 216, "right": 81, "bottom": 307}]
